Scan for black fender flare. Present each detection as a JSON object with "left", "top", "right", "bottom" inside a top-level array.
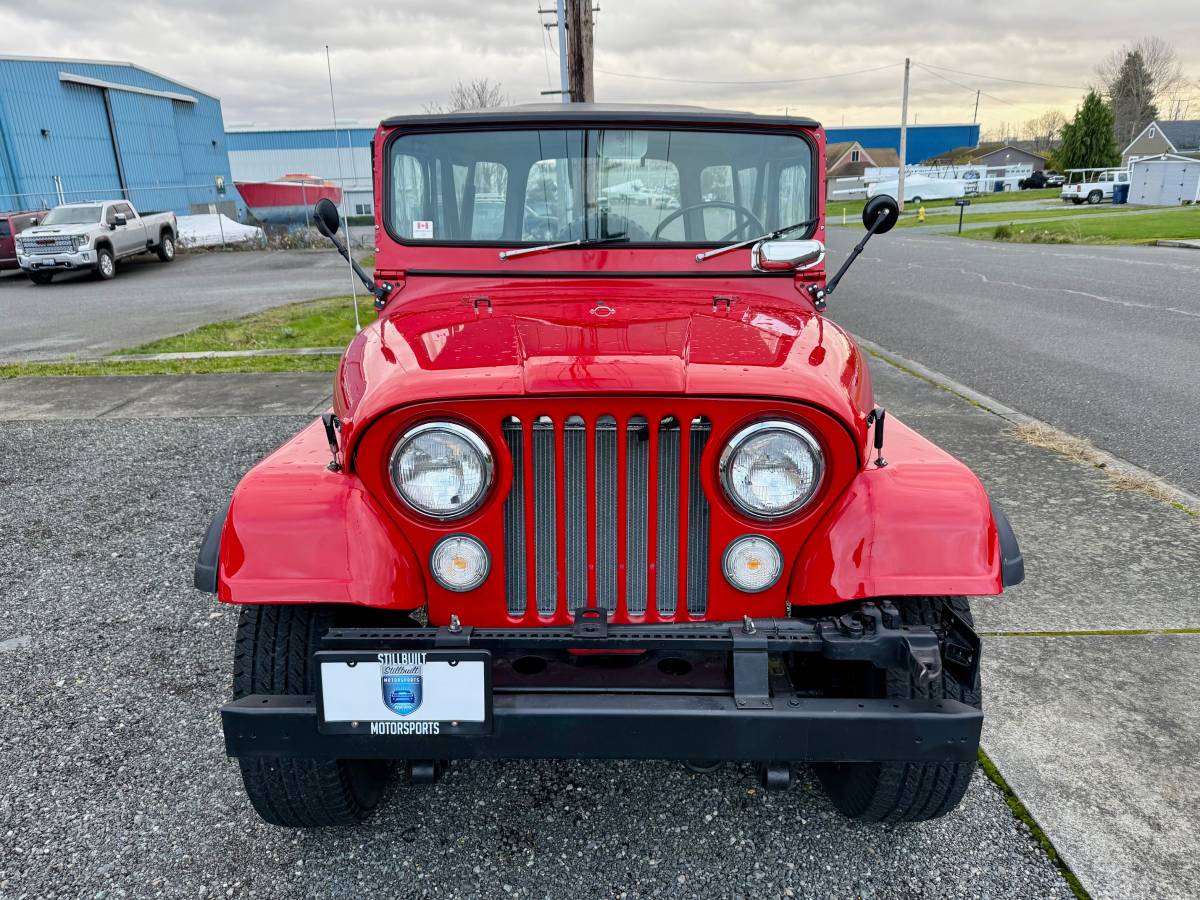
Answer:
[
  {"left": 194, "top": 499, "right": 230, "bottom": 593},
  {"left": 988, "top": 497, "right": 1025, "bottom": 587}
]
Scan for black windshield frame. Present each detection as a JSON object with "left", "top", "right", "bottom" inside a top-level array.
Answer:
[{"left": 382, "top": 124, "right": 818, "bottom": 250}]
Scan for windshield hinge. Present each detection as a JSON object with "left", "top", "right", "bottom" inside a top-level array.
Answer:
[{"left": 469, "top": 296, "right": 492, "bottom": 316}]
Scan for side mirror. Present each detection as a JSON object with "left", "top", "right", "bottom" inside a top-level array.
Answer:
[
  {"left": 314, "top": 198, "right": 340, "bottom": 237},
  {"left": 861, "top": 196, "right": 899, "bottom": 234},
  {"left": 113, "top": 213, "right": 128, "bottom": 227},
  {"left": 752, "top": 239, "right": 825, "bottom": 272}
]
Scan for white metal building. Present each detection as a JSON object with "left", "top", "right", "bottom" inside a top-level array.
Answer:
[
  {"left": 225, "top": 126, "right": 374, "bottom": 216},
  {"left": 1128, "top": 155, "right": 1200, "bottom": 206}
]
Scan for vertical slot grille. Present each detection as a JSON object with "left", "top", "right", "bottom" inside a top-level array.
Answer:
[
  {"left": 502, "top": 419, "right": 526, "bottom": 615},
  {"left": 563, "top": 416, "right": 588, "bottom": 610},
  {"left": 501, "top": 411, "right": 710, "bottom": 620},
  {"left": 625, "top": 417, "right": 650, "bottom": 615},
  {"left": 532, "top": 417, "right": 558, "bottom": 614}
]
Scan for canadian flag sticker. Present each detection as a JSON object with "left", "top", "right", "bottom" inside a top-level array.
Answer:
[{"left": 412, "top": 220, "right": 434, "bottom": 239}]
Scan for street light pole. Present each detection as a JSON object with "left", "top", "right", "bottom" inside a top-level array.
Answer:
[{"left": 897, "top": 57, "right": 910, "bottom": 213}]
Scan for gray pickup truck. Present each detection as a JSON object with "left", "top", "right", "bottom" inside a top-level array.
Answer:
[{"left": 16, "top": 200, "right": 177, "bottom": 283}]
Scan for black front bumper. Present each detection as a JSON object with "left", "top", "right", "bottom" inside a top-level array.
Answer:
[{"left": 221, "top": 604, "right": 982, "bottom": 765}]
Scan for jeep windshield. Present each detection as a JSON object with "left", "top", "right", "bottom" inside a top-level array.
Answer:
[
  {"left": 40, "top": 205, "right": 103, "bottom": 225},
  {"left": 387, "top": 128, "right": 813, "bottom": 247}
]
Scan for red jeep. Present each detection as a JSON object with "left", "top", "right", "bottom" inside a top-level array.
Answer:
[{"left": 197, "top": 104, "right": 1023, "bottom": 826}]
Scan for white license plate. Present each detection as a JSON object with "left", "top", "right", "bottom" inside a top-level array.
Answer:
[{"left": 318, "top": 650, "right": 491, "bottom": 735}]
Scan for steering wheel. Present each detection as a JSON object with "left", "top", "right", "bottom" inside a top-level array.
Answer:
[{"left": 651, "top": 200, "right": 765, "bottom": 242}]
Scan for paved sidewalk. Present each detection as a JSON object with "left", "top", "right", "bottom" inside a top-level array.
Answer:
[
  {"left": 869, "top": 357, "right": 1200, "bottom": 900},
  {"left": 0, "top": 373, "right": 333, "bottom": 419}
]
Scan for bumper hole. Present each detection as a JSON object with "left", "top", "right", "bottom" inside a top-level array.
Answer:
[
  {"left": 657, "top": 657, "right": 692, "bottom": 676},
  {"left": 512, "top": 656, "right": 547, "bottom": 676}
]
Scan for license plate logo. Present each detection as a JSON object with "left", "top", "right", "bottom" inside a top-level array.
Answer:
[{"left": 381, "top": 672, "right": 423, "bottom": 716}]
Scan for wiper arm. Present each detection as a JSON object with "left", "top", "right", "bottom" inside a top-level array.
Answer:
[
  {"left": 694, "top": 218, "right": 818, "bottom": 263},
  {"left": 499, "top": 233, "right": 629, "bottom": 261}
]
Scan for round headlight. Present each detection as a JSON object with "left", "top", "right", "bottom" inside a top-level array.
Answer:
[
  {"left": 430, "top": 535, "right": 490, "bottom": 592},
  {"left": 719, "top": 420, "right": 824, "bottom": 519},
  {"left": 722, "top": 535, "right": 783, "bottom": 593},
  {"left": 390, "top": 422, "right": 493, "bottom": 519}
]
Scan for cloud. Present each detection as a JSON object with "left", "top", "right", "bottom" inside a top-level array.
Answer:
[{"left": 2, "top": 1, "right": 1197, "bottom": 132}]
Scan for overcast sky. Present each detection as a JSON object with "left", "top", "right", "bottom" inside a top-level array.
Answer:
[{"left": 5, "top": 1, "right": 1198, "bottom": 134}]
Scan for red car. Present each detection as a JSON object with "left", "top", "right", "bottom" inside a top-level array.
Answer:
[
  {"left": 198, "top": 104, "right": 1023, "bottom": 827},
  {"left": 0, "top": 210, "right": 45, "bottom": 271}
]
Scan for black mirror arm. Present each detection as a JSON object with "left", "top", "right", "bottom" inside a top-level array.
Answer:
[
  {"left": 808, "top": 209, "right": 890, "bottom": 311},
  {"left": 317, "top": 220, "right": 393, "bottom": 308}
]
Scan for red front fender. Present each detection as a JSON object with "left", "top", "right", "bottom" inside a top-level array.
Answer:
[
  {"left": 790, "top": 416, "right": 1006, "bottom": 603},
  {"left": 215, "top": 419, "right": 426, "bottom": 608}
]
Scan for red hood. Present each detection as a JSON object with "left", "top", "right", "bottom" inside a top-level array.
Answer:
[{"left": 334, "top": 281, "right": 873, "bottom": 453}]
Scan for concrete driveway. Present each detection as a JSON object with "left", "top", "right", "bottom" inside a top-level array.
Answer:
[{"left": 0, "top": 249, "right": 355, "bottom": 362}]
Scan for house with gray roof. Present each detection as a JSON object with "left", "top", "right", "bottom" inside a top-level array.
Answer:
[{"left": 1122, "top": 120, "right": 1200, "bottom": 165}]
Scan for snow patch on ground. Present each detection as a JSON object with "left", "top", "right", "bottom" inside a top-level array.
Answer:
[{"left": 177, "top": 214, "right": 263, "bottom": 247}]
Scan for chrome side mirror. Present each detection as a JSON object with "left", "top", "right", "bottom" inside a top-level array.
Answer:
[{"left": 752, "top": 239, "right": 825, "bottom": 272}]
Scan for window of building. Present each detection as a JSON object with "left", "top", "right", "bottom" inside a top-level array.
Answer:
[{"left": 850, "top": 150, "right": 860, "bottom": 162}]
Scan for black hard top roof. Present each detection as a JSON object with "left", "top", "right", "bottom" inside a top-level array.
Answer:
[{"left": 381, "top": 102, "right": 821, "bottom": 130}]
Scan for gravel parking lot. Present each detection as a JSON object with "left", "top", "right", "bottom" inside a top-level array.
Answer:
[{"left": 0, "top": 416, "right": 1073, "bottom": 899}]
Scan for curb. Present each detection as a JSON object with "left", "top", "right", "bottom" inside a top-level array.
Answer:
[
  {"left": 102, "top": 347, "right": 344, "bottom": 362},
  {"left": 853, "top": 334, "right": 1200, "bottom": 513},
  {"left": 1156, "top": 239, "right": 1200, "bottom": 250}
]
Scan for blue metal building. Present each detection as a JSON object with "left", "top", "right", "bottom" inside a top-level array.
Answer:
[
  {"left": 226, "top": 127, "right": 375, "bottom": 217},
  {"left": 826, "top": 123, "right": 980, "bottom": 164},
  {"left": 0, "top": 55, "right": 241, "bottom": 215}
]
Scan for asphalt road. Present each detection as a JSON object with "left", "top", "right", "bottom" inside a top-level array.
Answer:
[
  {"left": 0, "top": 249, "right": 354, "bottom": 362},
  {"left": 0, "top": 416, "right": 1073, "bottom": 900},
  {"left": 825, "top": 230, "right": 1200, "bottom": 493}
]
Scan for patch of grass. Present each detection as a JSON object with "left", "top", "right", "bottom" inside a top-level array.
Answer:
[
  {"left": 360, "top": 254, "right": 375, "bottom": 269},
  {"left": 827, "top": 188, "right": 1063, "bottom": 226},
  {"left": 960, "top": 206, "right": 1200, "bottom": 244},
  {"left": 893, "top": 205, "right": 1128, "bottom": 230},
  {"left": 977, "top": 749, "right": 1092, "bottom": 900},
  {"left": 116, "top": 295, "right": 374, "bottom": 355},
  {"left": 982, "top": 628, "right": 1200, "bottom": 637},
  {"left": 1010, "top": 422, "right": 1196, "bottom": 512},
  {"left": 0, "top": 355, "right": 340, "bottom": 378},
  {"left": 993, "top": 223, "right": 1014, "bottom": 241}
]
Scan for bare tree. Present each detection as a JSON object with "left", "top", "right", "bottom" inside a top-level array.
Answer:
[
  {"left": 424, "top": 78, "right": 509, "bottom": 114},
  {"left": 1024, "top": 110, "right": 1067, "bottom": 152},
  {"left": 1098, "top": 36, "right": 1189, "bottom": 123}
]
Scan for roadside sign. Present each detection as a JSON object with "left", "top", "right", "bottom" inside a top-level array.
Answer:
[
  {"left": 215, "top": 175, "right": 226, "bottom": 198},
  {"left": 955, "top": 199, "right": 971, "bottom": 206},
  {"left": 956, "top": 198, "right": 970, "bottom": 233}
]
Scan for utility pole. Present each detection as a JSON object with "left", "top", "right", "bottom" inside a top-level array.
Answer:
[
  {"left": 555, "top": 0, "right": 570, "bottom": 103},
  {"left": 897, "top": 57, "right": 910, "bottom": 213},
  {"left": 565, "top": 0, "right": 594, "bottom": 103},
  {"left": 325, "top": 45, "right": 360, "bottom": 333},
  {"left": 972, "top": 89, "right": 980, "bottom": 124}
]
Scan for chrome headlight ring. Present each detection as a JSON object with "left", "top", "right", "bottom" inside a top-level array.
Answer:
[
  {"left": 718, "top": 419, "right": 825, "bottom": 520},
  {"left": 389, "top": 421, "right": 494, "bottom": 520}
]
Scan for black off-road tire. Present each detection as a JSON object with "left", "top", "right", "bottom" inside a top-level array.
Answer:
[
  {"left": 28, "top": 271, "right": 53, "bottom": 285},
  {"left": 95, "top": 247, "right": 115, "bottom": 280},
  {"left": 157, "top": 232, "right": 176, "bottom": 262},
  {"left": 233, "top": 604, "right": 391, "bottom": 827},
  {"left": 814, "top": 596, "right": 980, "bottom": 823}
]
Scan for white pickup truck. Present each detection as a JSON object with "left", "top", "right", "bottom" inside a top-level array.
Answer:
[
  {"left": 16, "top": 200, "right": 177, "bottom": 284},
  {"left": 1061, "top": 168, "right": 1129, "bottom": 205}
]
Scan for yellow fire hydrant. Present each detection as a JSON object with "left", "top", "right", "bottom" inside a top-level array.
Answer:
[{"left": 917, "top": 205, "right": 926, "bottom": 223}]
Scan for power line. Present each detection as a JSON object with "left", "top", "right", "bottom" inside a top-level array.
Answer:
[
  {"left": 591, "top": 62, "right": 902, "bottom": 87},
  {"left": 914, "top": 62, "right": 1043, "bottom": 114},
  {"left": 918, "top": 62, "right": 1086, "bottom": 92}
]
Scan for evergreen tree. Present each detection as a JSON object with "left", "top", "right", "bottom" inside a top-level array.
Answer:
[
  {"left": 1058, "top": 92, "right": 1121, "bottom": 170},
  {"left": 1107, "top": 50, "right": 1159, "bottom": 147}
]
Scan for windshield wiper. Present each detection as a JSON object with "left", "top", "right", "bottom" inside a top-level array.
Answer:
[
  {"left": 499, "top": 233, "right": 628, "bottom": 261},
  {"left": 694, "top": 218, "right": 818, "bottom": 263}
]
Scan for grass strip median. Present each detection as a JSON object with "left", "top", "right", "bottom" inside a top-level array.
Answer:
[
  {"left": 1, "top": 294, "right": 369, "bottom": 378},
  {"left": 828, "top": 188, "right": 1062, "bottom": 225},
  {"left": 960, "top": 207, "right": 1200, "bottom": 245}
]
